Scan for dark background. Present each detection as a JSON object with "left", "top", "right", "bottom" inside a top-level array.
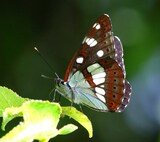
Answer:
[{"left": 0, "top": 0, "right": 160, "bottom": 142}]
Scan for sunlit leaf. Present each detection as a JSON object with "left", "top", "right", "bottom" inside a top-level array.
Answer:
[
  {"left": 0, "top": 101, "right": 78, "bottom": 142},
  {"left": 0, "top": 86, "right": 27, "bottom": 116},
  {"left": 62, "top": 106, "right": 93, "bottom": 138}
]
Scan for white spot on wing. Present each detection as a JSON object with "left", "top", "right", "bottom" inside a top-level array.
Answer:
[
  {"left": 100, "top": 85, "right": 105, "bottom": 88},
  {"left": 92, "top": 72, "right": 106, "bottom": 79},
  {"left": 87, "top": 38, "right": 94, "bottom": 45},
  {"left": 76, "top": 57, "right": 84, "bottom": 64},
  {"left": 90, "top": 40, "right": 97, "bottom": 47},
  {"left": 87, "top": 63, "right": 100, "bottom": 73},
  {"left": 82, "top": 36, "right": 87, "bottom": 44},
  {"left": 93, "top": 78, "right": 105, "bottom": 85},
  {"left": 95, "top": 23, "right": 101, "bottom": 30},
  {"left": 96, "top": 93, "right": 106, "bottom": 103},
  {"left": 93, "top": 23, "right": 97, "bottom": 28},
  {"left": 97, "top": 50, "right": 104, "bottom": 57},
  {"left": 95, "top": 87, "right": 105, "bottom": 95},
  {"left": 92, "top": 63, "right": 100, "bottom": 68},
  {"left": 93, "top": 23, "right": 101, "bottom": 30},
  {"left": 85, "top": 38, "right": 97, "bottom": 47},
  {"left": 86, "top": 38, "right": 94, "bottom": 45}
]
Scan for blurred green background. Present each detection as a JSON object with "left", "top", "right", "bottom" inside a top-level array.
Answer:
[{"left": 0, "top": 0, "right": 160, "bottom": 142}]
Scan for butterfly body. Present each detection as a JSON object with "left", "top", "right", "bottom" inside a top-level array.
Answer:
[{"left": 55, "top": 14, "right": 132, "bottom": 112}]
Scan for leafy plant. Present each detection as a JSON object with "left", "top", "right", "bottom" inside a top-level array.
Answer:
[{"left": 0, "top": 86, "right": 93, "bottom": 142}]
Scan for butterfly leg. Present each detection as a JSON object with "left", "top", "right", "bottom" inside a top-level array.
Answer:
[
  {"left": 52, "top": 88, "right": 61, "bottom": 103},
  {"left": 70, "top": 91, "right": 74, "bottom": 109},
  {"left": 57, "top": 94, "right": 62, "bottom": 103},
  {"left": 52, "top": 88, "right": 57, "bottom": 101},
  {"left": 69, "top": 89, "right": 75, "bottom": 110}
]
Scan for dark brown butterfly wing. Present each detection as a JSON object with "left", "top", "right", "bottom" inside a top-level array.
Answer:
[
  {"left": 64, "top": 14, "right": 131, "bottom": 112},
  {"left": 64, "top": 14, "right": 115, "bottom": 81}
]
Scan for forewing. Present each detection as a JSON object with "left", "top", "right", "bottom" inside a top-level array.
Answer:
[{"left": 64, "top": 14, "right": 115, "bottom": 81}]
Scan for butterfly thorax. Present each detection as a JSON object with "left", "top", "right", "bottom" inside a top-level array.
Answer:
[{"left": 55, "top": 77, "right": 78, "bottom": 104}]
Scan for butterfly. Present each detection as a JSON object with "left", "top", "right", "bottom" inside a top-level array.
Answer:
[{"left": 55, "top": 14, "right": 132, "bottom": 112}]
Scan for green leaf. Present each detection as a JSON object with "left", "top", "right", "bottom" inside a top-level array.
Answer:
[
  {"left": 59, "top": 124, "right": 78, "bottom": 135},
  {"left": 0, "top": 101, "right": 78, "bottom": 142},
  {"left": 62, "top": 106, "right": 93, "bottom": 138},
  {"left": 0, "top": 86, "right": 27, "bottom": 116},
  {"left": 0, "top": 87, "right": 93, "bottom": 141},
  {"left": 1, "top": 107, "right": 22, "bottom": 131}
]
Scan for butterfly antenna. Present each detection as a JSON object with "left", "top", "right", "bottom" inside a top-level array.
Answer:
[
  {"left": 54, "top": 72, "right": 59, "bottom": 79},
  {"left": 34, "top": 47, "right": 60, "bottom": 80},
  {"left": 34, "top": 47, "right": 55, "bottom": 73},
  {"left": 41, "top": 74, "right": 53, "bottom": 79}
]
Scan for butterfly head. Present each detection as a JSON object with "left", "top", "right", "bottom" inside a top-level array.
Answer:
[{"left": 55, "top": 74, "right": 74, "bottom": 103}]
